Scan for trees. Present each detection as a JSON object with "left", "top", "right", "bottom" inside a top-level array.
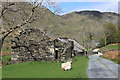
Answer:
[
  {"left": 99, "top": 23, "right": 119, "bottom": 47},
  {"left": 79, "top": 25, "right": 96, "bottom": 55},
  {"left": 104, "top": 23, "right": 116, "bottom": 43}
]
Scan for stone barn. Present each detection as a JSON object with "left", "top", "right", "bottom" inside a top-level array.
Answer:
[
  {"left": 47, "top": 38, "right": 86, "bottom": 61},
  {"left": 51, "top": 38, "right": 74, "bottom": 61},
  {"left": 11, "top": 29, "right": 86, "bottom": 63},
  {"left": 11, "top": 28, "right": 53, "bottom": 63},
  {"left": 68, "top": 39, "right": 87, "bottom": 56}
]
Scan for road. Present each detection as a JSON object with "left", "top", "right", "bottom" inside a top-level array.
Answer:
[{"left": 88, "top": 54, "right": 120, "bottom": 79}]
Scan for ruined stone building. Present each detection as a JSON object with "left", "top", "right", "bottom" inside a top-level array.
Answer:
[
  {"left": 48, "top": 38, "right": 74, "bottom": 61},
  {"left": 51, "top": 38, "right": 86, "bottom": 58},
  {"left": 11, "top": 28, "right": 86, "bottom": 63},
  {"left": 11, "top": 28, "right": 52, "bottom": 63}
]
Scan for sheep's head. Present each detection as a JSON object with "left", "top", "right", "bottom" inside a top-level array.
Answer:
[
  {"left": 69, "top": 61, "right": 72, "bottom": 64},
  {"left": 68, "top": 59, "right": 72, "bottom": 64}
]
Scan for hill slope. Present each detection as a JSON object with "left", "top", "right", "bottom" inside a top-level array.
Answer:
[{"left": 2, "top": 2, "right": 118, "bottom": 46}]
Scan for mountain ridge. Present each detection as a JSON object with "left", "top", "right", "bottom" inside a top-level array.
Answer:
[{"left": 2, "top": 2, "right": 118, "bottom": 46}]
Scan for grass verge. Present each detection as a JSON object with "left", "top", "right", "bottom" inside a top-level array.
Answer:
[
  {"left": 99, "top": 44, "right": 120, "bottom": 52},
  {"left": 100, "top": 56, "right": 120, "bottom": 64}
]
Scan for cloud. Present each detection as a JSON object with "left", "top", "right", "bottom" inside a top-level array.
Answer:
[
  {"left": 69, "top": 2, "right": 118, "bottom": 13},
  {"left": 97, "top": 2, "right": 118, "bottom": 12},
  {"left": 52, "top": 0, "right": 119, "bottom": 2}
]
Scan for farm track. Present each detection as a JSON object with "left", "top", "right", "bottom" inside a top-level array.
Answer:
[{"left": 88, "top": 54, "right": 120, "bottom": 79}]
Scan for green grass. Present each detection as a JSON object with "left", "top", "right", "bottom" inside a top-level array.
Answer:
[
  {"left": 2, "top": 55, "right": 11, "bottom": 65},
  {"left": 99, "top": 44, "right": 120, "bottom": 64},
  {"left": 0, "top": 68, "right": 2, "bottom": 80},
  {"left": 2, "top": 50, "right": 11, "bottom": 52},
  {"left": 105, "top": 45, "right": 120, "bottom": 50},
  {"left": 3, "top": 56, "right": 89, "bottom": 78},
  {"left": 99, "top": 44, "right": 120, "bottom": 52}
]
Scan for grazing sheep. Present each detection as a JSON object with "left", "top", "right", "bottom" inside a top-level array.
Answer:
[
  {"left": 11, "top": 57, "right": 18, "bottom": 61},
  {"left": 61, "top": 60, "right": 72, "bottom": 71},
  {"left": 64, "top": 63, "right": 71, "bottom": 70},
  {"left": 98, "top": 52, "right": 103, "bottom": 56},
  {"left": 92, "top": 48, "right": 100, "bottom": 53},
  {"left": 11, "top": 54, "right": 19, "bottom": 61}
]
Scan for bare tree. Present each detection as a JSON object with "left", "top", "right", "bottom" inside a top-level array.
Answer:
[
  {"left": 0, "top": 0, "right": 60, "bottom": 53},
  {"left": 0, "top": 1, "right": 42, "bottom": 52},
  {"left": 80, "top": 25, "right": 95, "bottom": 55}
]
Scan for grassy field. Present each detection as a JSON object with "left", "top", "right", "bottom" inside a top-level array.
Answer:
[
  {"left": 104, "top": 45, "right": 120, "bottom": 50},
  {"left": 0, "top": 68, "right": 1, "bottom": 80},
  {"left": 99, "top": 44, "right": 120, "bottom": 52},
  {"left": 100, "top": 44, "right": 120, "bottom": 64},
  {"left": 2, "top": 55, "right": 11, "bottom": 65},
  {"left": 2, "top": 56, "right": 89, "bottom": 78}
]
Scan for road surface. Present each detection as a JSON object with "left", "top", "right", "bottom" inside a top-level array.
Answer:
[{"left": 88, "top": 54, "right": 120, "bottom": 79}]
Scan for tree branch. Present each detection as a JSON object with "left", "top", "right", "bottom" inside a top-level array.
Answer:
[
  {"left": 2, "top": 1, "right": 43, "bottom": 41},
  {"left": 0, "top": 3, "right": 15, "bottom": 18}
]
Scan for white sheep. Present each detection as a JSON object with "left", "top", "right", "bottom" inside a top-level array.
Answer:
[
  {"left": 64, "top": 63, "right": 71, "bottom": 70},
  {"left": 11, "top": 57, "right": 18, "bottom": 61},
  {"left": 98, "top": 52, "right": 103, "bottom": 56},
  {"left": 92, "top": 48, "right": 100, "bottom": 53},
  {"left": 61, "top": 60, "right": 72, "bottom": 71}
]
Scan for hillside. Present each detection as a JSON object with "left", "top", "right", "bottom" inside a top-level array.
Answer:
[
  {"left": 99, "top": 43, "right": 120, "bottom": 64},
  {"left": 2, "top": 2, "right": 118, "bottom": 46}
]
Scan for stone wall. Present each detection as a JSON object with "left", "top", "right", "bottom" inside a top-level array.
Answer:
[
  {"left": 11, "top": 28, "right": 79, "bottom": 63},
  {"left": 11, "top": 28, "right": 54, "bottom": 63}
]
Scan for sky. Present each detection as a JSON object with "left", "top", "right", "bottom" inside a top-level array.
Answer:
[
  {"left": 57, "top": 2, "right": 118, "bottom": 15},
  {"left": 27, "top": 0, "right": 119, "bottom": 15}
]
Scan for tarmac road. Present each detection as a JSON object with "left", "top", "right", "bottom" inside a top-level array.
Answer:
[{"left": 88, "top": 54, "right": 120, "bottom": 79}]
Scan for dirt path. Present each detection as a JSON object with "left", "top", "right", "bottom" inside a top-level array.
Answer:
[{"left": 88, "top": 54, "right": 120, "bottom": 78}]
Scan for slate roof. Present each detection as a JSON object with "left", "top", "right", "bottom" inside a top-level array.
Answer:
[{"left": 58, "top": 38, "right": 85, "bottom": 52}]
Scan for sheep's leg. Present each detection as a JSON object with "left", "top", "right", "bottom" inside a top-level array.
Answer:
[
  {"left": 62, "top": 68, "right": 65, "bottom": 71},
  {"left": 70, "top": 68, "right": 72, "bottom": 70}
]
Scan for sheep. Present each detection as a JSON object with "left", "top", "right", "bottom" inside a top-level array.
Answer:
[
  {"left": 11, "top": 54, "right": 19, "bottom": 61},
  {"left": 93, "top": 48, "right": 100, "bottom": 52},
  {"left": 11, "top": 57, "right": 18, "bottom": 61},
  {"left": 64, "top": 62, "right": 71, "bottom": 70},
  {"left": 97, "top": 52, "right": 103, "bottom": 56},
  {"left": 61, "top": 60, "right": 72, "bottom": 71}
]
